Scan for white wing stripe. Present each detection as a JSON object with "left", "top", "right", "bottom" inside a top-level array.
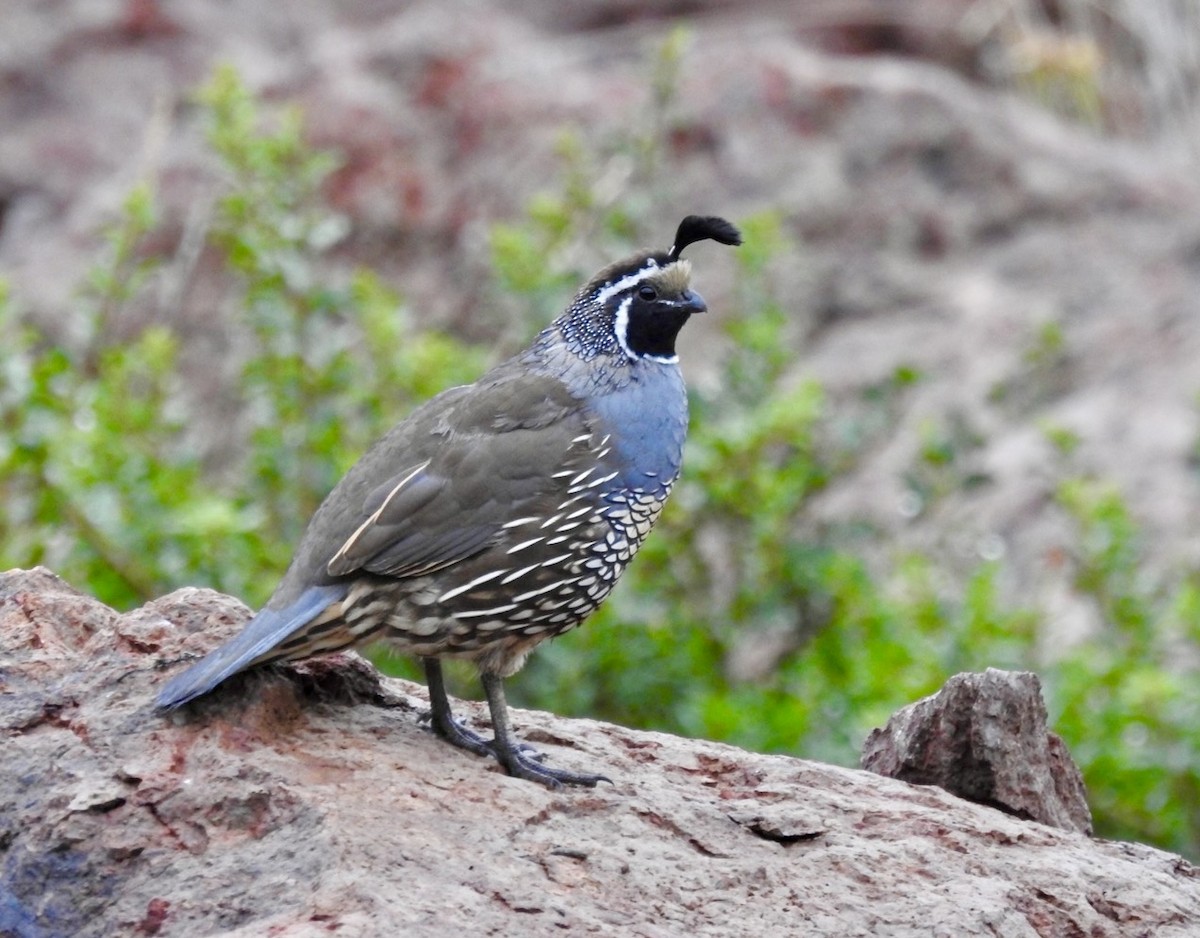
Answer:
[{"left": 327, "top": 460, "right": 431, "bottom": 573}]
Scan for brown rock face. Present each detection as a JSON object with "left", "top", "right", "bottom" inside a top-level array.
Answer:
[
  {"left": 861, "top": 668, "right": 1094, "bottom": 836},
  {"left": 2, "top": 567, "right": 1199, "bottom": 937}
]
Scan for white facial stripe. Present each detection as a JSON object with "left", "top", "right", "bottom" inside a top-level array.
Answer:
[
  {"left": 613, "top": 295, "right": 635, "bottom": 359},
  {"left": 604, "top": 260, "right": 686, "bottom": 365},
  {"left": 593, "top": 262, "right": 660, "bottom": 307}
]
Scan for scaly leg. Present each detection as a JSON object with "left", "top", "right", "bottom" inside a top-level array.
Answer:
[
  {"left": 422, "top": 657, "right": 491, "bottom": 757},
  {"left": 479, "top": 672, "right": 609, "bottom": 789}
]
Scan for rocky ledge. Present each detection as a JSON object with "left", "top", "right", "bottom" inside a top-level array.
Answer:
[{"left": 2, "top": 566, "right": 1197, "bottom": 937}]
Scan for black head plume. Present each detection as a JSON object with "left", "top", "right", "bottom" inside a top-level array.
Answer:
[{"left": 668, "top": 215, "right": 742, "bottom": 261}]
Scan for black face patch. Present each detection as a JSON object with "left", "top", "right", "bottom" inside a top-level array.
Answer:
[
  {"left": 621, "top": 286, "right": 705, "bottom": 360},
  {"left": 624, "top": 298, "right": 693, "bottom": 359}
]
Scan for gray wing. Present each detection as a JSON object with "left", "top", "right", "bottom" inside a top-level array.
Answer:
[{"left": 280, "top": 368, "right": 594, "bottom": 594}]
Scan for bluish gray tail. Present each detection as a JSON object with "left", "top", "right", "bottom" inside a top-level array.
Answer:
[{"left": 156, "top": 584, "right": 347, "bottom": 709}]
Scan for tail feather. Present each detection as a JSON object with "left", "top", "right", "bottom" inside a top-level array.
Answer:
[{"left": 156, "top": 583, "right": 347, "bottom": 709}]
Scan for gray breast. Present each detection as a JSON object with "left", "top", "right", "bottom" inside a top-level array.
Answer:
[{"left": 580, "top": 359, "right": 689, "bottom": 487}]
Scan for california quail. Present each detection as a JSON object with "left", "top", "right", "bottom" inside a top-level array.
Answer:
[{"left": 157, "top": 214, "right": 742, "bottom": 788}]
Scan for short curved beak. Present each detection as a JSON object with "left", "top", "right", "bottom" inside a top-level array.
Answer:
[{"left": 679, "top": 289, "right": 707, "bottom": 314}]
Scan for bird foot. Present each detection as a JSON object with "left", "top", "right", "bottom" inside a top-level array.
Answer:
[
  {"left": 420, "top": 710, "right": 493, "bottom": 758},
  {"left": 419, "top": 709, "right": 605, "bottom": 787},
  {"left": 487, "top": 743, "right": 611, "bottom": 790}
]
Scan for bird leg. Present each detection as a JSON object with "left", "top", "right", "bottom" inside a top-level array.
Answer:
[
  {"left": 421, "top": 657, "right": 491, "bottom": 758},
  {"left": 422, "top": 659, "right": 607, "bottom": 788},
  {"left": 479, "top": 672, "right": 609, "bottom": 790}
]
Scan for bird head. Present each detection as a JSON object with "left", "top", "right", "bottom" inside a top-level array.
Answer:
[{"left": 555, "top": 215, "right": 742, "bottom": 364}]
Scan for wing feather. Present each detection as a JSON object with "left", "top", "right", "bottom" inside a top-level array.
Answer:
[{"left": 287, "top": 370, "right": 593, "bottom": 590}]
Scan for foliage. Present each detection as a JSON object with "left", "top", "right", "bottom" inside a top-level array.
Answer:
[
  {"left": 2, "top": 65, "right": 1198, "bottom": 863},
  {"left": 0, "top": 67, "right": 485, "bottom": 611},
  {"left": 1050, "top": 479, "right": 1200, "bottom": 852}
]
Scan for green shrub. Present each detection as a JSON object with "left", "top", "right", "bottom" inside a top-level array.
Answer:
[
  {"left": 0, "top": 67, "right": 485, "bottom": 613},
  {"left": 1050, "top": 479, "right": 1200, "bottom": 852}
]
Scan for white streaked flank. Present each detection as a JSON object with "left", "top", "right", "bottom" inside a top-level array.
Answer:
[
  {"left": 511, "top": 577, "right": 580, "bottom": 604},
  {"left": 451, "top": 604, "right": 520, "bottom": 619},
  {"left": 569, "top": 467, "right": 595, "bottom": 487},
  {"left": 506, "top": 536, "right": 545, "bottom": 554},
  {"left": 500, "top": 563, "right": 540, "bottom": 584},
  {"left": 436, "top": 568, "right": 509, "bottom": 603},
  {"left": 586, "top": 471, "right": 619, "bottom": 488}
]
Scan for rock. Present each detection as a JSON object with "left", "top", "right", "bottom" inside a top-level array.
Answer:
[
  {"left": 861, "top": 669, "right": 1093, "bottom": 835},
  {"left": 3, "top": 567, "right": 1199, "bottom": 936}
]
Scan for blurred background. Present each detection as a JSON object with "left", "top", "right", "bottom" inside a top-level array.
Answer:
[{"left": 3, "top": 1, "right": 1200, "bottom": 857}]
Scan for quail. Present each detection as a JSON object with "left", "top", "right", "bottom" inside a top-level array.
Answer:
[{"left": 157, "top": 214, "right": 742, "bottom": 788}]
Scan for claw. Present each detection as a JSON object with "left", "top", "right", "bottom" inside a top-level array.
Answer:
[
  {"left": 422, "top": 659, "right": 616, "bottom": 789},
  {"left": 490, "top": 744, "right": 610, "bottom": 789}
]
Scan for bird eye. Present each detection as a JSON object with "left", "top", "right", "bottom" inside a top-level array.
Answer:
[{"left": 638, "top": 285, "right": 657, "bottom": 301}]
